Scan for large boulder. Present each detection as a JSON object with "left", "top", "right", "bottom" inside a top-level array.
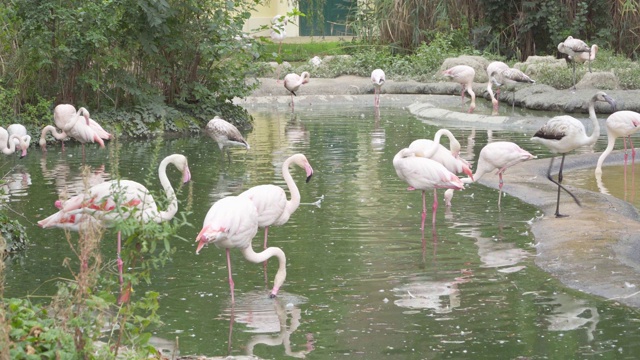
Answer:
[
  {"left": 576, "top": 71, "right": 619, "bottom": 90},
  {"left": 513, "top": 55, "right": 565, "bottom": 77}
]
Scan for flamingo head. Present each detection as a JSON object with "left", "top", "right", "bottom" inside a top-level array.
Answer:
[
  {"left": 462, "top": 164, "right": 474, "bottom": 181},
  {"left": 596, "top": 92, "right": 617, "bottom": 112},
  {"left": 292, "top": 153, "right": 314, "bottom": 183},
  {"left": 195, "top": 225, "right": 225, "bottom": 254},
  {"left": 79, "top": 107, "right": 91, "bottom": 125}
]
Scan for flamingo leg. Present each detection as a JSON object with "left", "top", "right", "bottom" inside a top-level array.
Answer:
[
  {"left": 263, "top": 226, "right": 269, "bottom": 285},
  {"left": 624, "top": 137, "right": 629, "bottom": 179},
  {"left": 498, "top": 173, "right": 504, "bottom": 208},
  {"left": 431, "top": 189, "right": 438, "bottom": 228},
  {"left": 546, "top": 155, "right": 581, "bottom": 217},
  {"left": 420, "top": 190, "right": 427, "bottom": 234},
  {"left": 227, "top": 248, "right": 235, "bottom": 303}
]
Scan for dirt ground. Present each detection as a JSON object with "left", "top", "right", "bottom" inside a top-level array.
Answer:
[{"left": 239, "top": 76, "right": 640, "bottom": 309}]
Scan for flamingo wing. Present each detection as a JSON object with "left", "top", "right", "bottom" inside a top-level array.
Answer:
[{"left": 239, "top": 184, "right": 287, "bottom": 228}]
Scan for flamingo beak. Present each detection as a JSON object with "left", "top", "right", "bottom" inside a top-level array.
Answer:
[
  {"left": 20, "top": 148, "right": 27, "bottom": 158},
  {"left": 183, "top": 165, "right": 192, "bottom": 184},
  {"left": 195, "top": 239, "right": 206, "bottom": 254},
  {"left": 463, "top": 165, "right": 474, "bottom": 182},
  {"left": 305, "top": 163, "right": 314, "bottom": 183}
]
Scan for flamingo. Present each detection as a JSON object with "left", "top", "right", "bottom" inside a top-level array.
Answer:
[
  {"left": 488, "top": 65, "right": 535, "bottom": 114},
  {"left": 486, "top": 61, "right": 509, "bottom": 114},
  {"left": 284, "top": 72, "right": 310, "bottom": 111},
  {"left": 270, "top": 15, "right": 287, "bottom": 83},
  {"left": 531, "top": 91, "right": 616, "bottom": 217},
  {"left": 460, "top": 141, "right": 536, "bottom": 207},
  {"left": 40, "top": 104, "right": 111, "bottom": 155},
  {"left": 393, "top": 148, "right": 465, "bottom": 234},
  {"left": 371, "top": 69, "right": 385, "bottom": 108},
  {"left": 195, "top": 196, "right": 287, "bottom": 302},
  {"left": 0, "top": 127, "right": 27, "bottom": 158},
  {"left": 239, "top": 154, "right": 314, "bottom": 249},
  {"left": 7, "top": 124, "right": 31, "bottom": 157},
  {"left": 443, "top": 65, "right": 476, "bottom": 113},
  {"left": 408, "top": 128, "right": 474, "bottom": 179},
  {"left": 557, "top": 36, "right": 593, "bottom": 89},
  {"left": 595, "top": 110, "right": 640, "bottom": 176},
  {"left": 205, "top": 116, "right": 250, "bottom": 162},
  {"left": 39, "top": 154, "right": 192, "bottom": 285}
]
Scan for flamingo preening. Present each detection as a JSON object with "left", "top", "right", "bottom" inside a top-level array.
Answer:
[
  {"left": 443, "top": 65, "right": 476, "bottom": 113},
  {"left": 393, "top": 148, "right": 465, "bottom": 234},
  {"left": 531, "top": 91, "right": 616, "bottom": 217},
  {"left": 40, "top": 104, "right": 111, "bottom": 156},
  {"left": 557, "top": 36, "right": 594, "bottom": 90},
  {"left": 371, "top": 69, "right": 385, "bottom": 108},
  {"left": 408, "top": 129, "right": 474, "bottom": 179},
  {"left": 239, "top": 154, "right": 314, "bottom": 249},
  {"left": 595, "top": 110, "right": 640, "bottom": 176},
  {"left": 284, "top": 72, "right": 310, "bottom": 111},
  {"left": 270, "top": 14, "right": 288, "bottom": 83},
  {"left": 487, "top": 64, "right": 535, "bottom": 114},
  {"left": 461, "top": 141, "right": 536, "bottom": 207},
  {"left": 205, "top": 116, "right": 250, "bottom": 162},
  {"left": 195, "top": 196, "right": 287, "bottom": 303},
  {"left": 39, "top": 154, "right": 192, "bottom": 287}
]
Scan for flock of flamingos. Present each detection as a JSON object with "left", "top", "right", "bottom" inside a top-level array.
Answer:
[{"left": 3, "top": 35, "right": 640, "bottom": 303}]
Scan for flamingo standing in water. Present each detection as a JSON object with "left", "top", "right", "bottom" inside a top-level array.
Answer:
[
  {"left": 393, "top": 148, "right": 464, "bottom": 234},
  {"left": 460, "top": 141, "right": 536, "bottom": 207},
  {"left": 487, "top": 64, "right": 535, "bottom": 114},
  {"left": 205, "top": 116, "right": 250, "bottom": 162},
  {"left": 595, "top": 110, "right": 640, "bottom": 176},
  {"left": 531, "top": 91, "right": 616, "bottom": 217},
  {"left": 558, "top": 36, "right": 593, "bottom": 89},
  {"left": 196, "top": 196, "right": 287, "bottom": 302},
  {"left": 39, "top": 154, "right": 192, "bottom": 288},
  {"left": 443, "top": 65, "right": 476, "bottom": 113},
  {"left": 239, "top": 154, "right": 314, "bottom": 249},
  {"left": 7, "top": 124, "right": 31, "bottom": 157},
  {"left": 371, "top": 69, "right": 385, "bottom": 108},
  {"left": 284, "top": 72, "right": 310, "bottom": 111},
  {"left": 0, "top": 127, "right": 27, "bottom": 158},
  {"left": 270, "top": 14, "right": 287, "bottom": 83},
  {"left": 40, "top": 104, "right": 111, "bottom": 156},
  {"left": 408, "top": 129, "right": 474, "bottom": 179}
]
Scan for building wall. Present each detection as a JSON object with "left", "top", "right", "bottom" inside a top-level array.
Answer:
[{"left": 243, "top": 1, "right": 299, "bottom": 38}]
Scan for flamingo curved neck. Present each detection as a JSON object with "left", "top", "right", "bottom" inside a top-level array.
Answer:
[
  {"left": 280, "top": 157, "right": 301, "bottom": 223},
  {"left": 241, "top": 245, "right": 287, "bottom": 295},
  {"left": 40, "top": 125, "right": 67, "bottom": 144},
  {"left": 586, "top": 96, "right": 601, "bottom": 145},
  {"left": 422, "top": 129, "right": 460, "bottom": 158},
  {"left": 155, "top": 156, "right": 179, "bottom": 221},
  {"left": 0, "top": 133, "right": 19, "bottom": 155},
  {"left": 595, "top": 133, "right": 617, "bottom": 174}
]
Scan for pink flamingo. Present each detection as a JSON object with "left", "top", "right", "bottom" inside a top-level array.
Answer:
[
  {"left": 284, "top": 72, "right": 310, "bottom": 111},
  {"left": 0, "top": 127, "right": 27, "bottom": 158},
  {"left": 595, "top": 110, "right": 640, "bottom": 176},
  {"left": 460, "top": 141, "right": 536, "bottom": 207},
  {"left": 239, "top": 154, "right": 314, "bottom": 249},
  {"left": 408, "top": 129, "right": 474, "bottom": 179},
  {"left": 443, "top": 65, "right": 476, "bottom": 113},
  {"left": 393, "top": 148, "right": 464, "bottom": 233},
  {"left": 270, "top": 14, "right": 287, "bottom": 83},
  {"left": 39, "top": 154, "right": 191, "bottom": 286},
  {"left": 40, "top": 104, "right": 111, "bottom": 155},
  {"left": 531, "top": 91, "right": 616, "bottom": 217},
  {"left": 195, "top": 196, "right": 287, "bottom": 302},
  {"left": 371, "top": 69, "right": 385, "bottom": 108},
  {"left": 205, "top": 116, "right": 250, "bottom": 162},
  {"left": 7, "top": 124, "right": 31, "bottom": 158},
  {"left": 557, "top": 36, "right": 593, "bottom": 89}
]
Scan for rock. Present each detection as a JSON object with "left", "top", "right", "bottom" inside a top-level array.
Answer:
[
  {"left": 441, "top": 56, "right": 491, "bottom": 82},
  {"left": 576, "top": 71, "right": 619, "bottom": 90}
]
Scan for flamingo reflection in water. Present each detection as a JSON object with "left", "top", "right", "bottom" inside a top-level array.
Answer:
[{"left": 221, "top": 291, "right": 314, "bottom": 358}]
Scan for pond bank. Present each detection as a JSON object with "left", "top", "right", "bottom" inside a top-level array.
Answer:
[{"left": 239, "top": 76, "right": 640, "bottom": 309}]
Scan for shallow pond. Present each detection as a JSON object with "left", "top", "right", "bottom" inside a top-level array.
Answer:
[{"left": 2, "top": 103, "right": 640, "bottom": 359}]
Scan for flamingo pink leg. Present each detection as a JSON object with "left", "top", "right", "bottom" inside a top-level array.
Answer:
[
  {"left": 498, "top": 173, "right": 504, "bottom": 207},
  {"left": 420, "top": 190, "right": 427, "bottom": 233},
  {"left": 227, "top": 248, "right": 235, "bottom": 303},
  {"left": 263, "top": 226, "right": 270, "bottom": 284},
  {"left": 431, "top": 189, "right": 438, "bottom": 227}
]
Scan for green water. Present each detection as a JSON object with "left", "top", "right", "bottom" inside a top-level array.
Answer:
[{"left": 2, "top": 105, "right": 640, "bottom": 359}]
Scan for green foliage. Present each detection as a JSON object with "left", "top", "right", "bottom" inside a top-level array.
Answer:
[
  {"left": 0, "top": 211, "right": 28, "bottom": 254},
  {"left": 260, "top": 41, "right": 347, "bottom": 63}
]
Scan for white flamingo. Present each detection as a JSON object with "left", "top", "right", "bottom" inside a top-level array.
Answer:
[
  {"left": 39, "top": 154, "right": 192, "bottom": 286},
  {"left": 595, "top": 110, "right": 640, "bottom": 176},
  {"left": 40, "top": 104, "right": 111, "bottom": 154},
  {"left": 557, "top": 36, "right": 593, "bottom": 89},
  {"left": 239, "top": 154, "right": 314, "bottom": 249},
  {"left": 408, "top": 128, "right": 474, "bottom": 179},
  {"left": 371, "top": 69, "right": 385, "bottom": 108},
  {"left": 284, "top": 72, "right": 310, "bottom": 111},
  {"left": 531, "top": 91, "right": 616, "bottom": 217},
  {"left": 7, "top": 124, "right": 31, "bottom": 157},
  {"left": 205, "top": 116, "right": 250, "bottom": 162},
  {"left": 196, "top": 195, "right": 287, "bottom": 302},
  {"left": 443, "top": 65, "right": 476, "bottom": 113}
]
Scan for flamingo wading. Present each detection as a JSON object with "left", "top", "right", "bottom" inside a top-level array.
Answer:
[
  {"left": 205, "top": 116, "right": 250, "bottom": 162},
  {"left": 7, "top": 124, "right": 31, "bottom": 158},
  {"left": 239, "top": 154, "right": 314, "bottom": 249},
  {"left": 284, "top": 72, "right": 310, "bottom": 111},
  {"left": 595, "top": 110, "right": 640, "bottom": 176},
  {"left": 40, "top": 104, "right": 111, "bottom": 156},
  {"left": 531, "top": 91, "right": 616, "bottom": 217},
  {"left": 0, "top": 127, "right": 27, "bottom": 158},
  {"left": 371, "top": 69, "right": 385, "bottom": 108},
  {"left": 443, "top": 65, "right": 476, "bottom": 113},
  {"left": 196, "top": 196, "right": 287, "bottom": 302}
]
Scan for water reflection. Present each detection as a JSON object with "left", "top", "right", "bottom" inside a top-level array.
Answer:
[
  {"left": 221, "top": 291, "right": 314, "bottom": 358},
  {"left": 40, "top": 156, "right": 110, "bottom": 200},
  {"left": 0, "top": 165, "right": 31, "bottom": 201},
  {"left": 393, "top": 274, "right": 471, "bottom": 314},
  {"left": 536, "top": 292, "right": 600, "bottom": 342}
]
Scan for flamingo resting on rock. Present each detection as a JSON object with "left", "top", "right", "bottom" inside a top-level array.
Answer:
[
  {"left": 595, "top": 110, "right": 640, "bottom": 176},
  {"left": 195, "top": 196, "right": 287, "bottom": 303},
  {"left": 531, "top": 91, "right": 616, "bottom": 217},
  {"left": 443, "top": 65, "right": 476, "bottom": 113},
  {"left": 557, "top": 36, "right": 594, "bottom": 89}
]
